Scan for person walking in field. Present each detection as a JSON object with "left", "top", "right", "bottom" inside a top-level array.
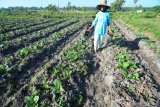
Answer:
[{"left": 87, "top": 0, "right": 113, "bottom": 53}]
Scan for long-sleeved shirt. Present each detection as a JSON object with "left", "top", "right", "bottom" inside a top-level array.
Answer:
[{"left": 92, "top": 11, "right": 110, "bottom": 36}]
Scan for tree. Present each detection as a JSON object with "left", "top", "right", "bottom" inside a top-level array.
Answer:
[
  {"left": 111, "top": 0, "right": 125, "bottom": 11},
  {"left": 67, "top": 2, "right": 71, "bottom": 10},
  {"left": 46, "top": 4, "right": 58, "bottom": 12}
]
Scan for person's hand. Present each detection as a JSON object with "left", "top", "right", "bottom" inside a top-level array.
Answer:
[{"left": 107, "top": 30, "right": 113, "bottom": 36}]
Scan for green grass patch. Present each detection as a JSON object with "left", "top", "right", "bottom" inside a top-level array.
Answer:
[{"left": 112, "top": 11, "right": 160, "bottom": 39}]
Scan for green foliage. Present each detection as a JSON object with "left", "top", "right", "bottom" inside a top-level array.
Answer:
[
  {"left": 53, "top": 79, "right": 63, "bottom": 93},
  {"left": 63, "top": 68, "right": 72, "bottom": 78},
  {"left": 45, "top": 4, "right": 58, "bottom": 12},
  {"left": 0, "top": 64, "right": 6, "bottom": 72},
  {"left": 111, "top": 0, "right": 125, "bottom": 11},
  {"left": 117, "top": 49, "right": 140, "bottom": 80},
  {"left": 25, "top": 95, "right": 39, "bottom": 107},
  {"left": 112, "top": 12, "right": 160, "bottom": 38},
  {"left": 50, "top": 68, "right": 59, "bottom": 75},
  {"left": 42, "top": 81, "right": 49, "bottom": 89},
  {"left": 132, "top": 73, "right": 140, "bottom": 80},
  {"left": 57, "top": 96, "right": 67, "bottom": 107},
  {"left": 20, "top": 47, "right": 30, "bottom": 56},
  {"left": 5, "top": 55, "right": 14, "bottom": 62},
  {"left": 117, "top": 50, "right": 137, "bottom": 70}
]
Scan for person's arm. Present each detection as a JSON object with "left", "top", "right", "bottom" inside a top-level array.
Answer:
[
  {"left": 107, "top": 24, "right": 111, "bottom": 32},
  {"left": 106, "top": 13, "right": 113, "bottom": 36},
  {"left": 107, "top": 24, "right": 113, "bottom": 36},
  {"left": 87, "top": 13, "right": 99, "bottom": 31}
]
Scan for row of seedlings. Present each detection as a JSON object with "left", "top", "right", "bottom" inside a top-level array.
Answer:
[
  {"left": 0, "top": 18, "right": 64, "bottom": 41},
  {"left": 0, "top": 19, "right": 53, "bottom": 34},
  {"left": 24, "top": 35, "right": 93, "bottom": 107},
  {"left": 0, "top": 20, "right": 88, "bottom": 99},
  {"left": 111, "top": 24, "right": 159, "bottom": 106},
  {"left": 0, "top": 19, "right": 72, "bottom": 55}
]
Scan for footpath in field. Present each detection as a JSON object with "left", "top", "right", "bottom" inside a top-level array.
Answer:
[{"left": 84, "top": 23, "right": 160, "bottom": 107}]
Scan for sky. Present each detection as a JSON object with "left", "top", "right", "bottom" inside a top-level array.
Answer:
[{"left": 0, "top": 0, "right": 160, "bottom": 8}]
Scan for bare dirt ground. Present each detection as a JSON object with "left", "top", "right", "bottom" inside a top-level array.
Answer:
[{"left": 83, "top": 22, "right": 160, "bottom": 107}]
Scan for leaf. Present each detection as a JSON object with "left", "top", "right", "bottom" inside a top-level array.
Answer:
[
  {"left": 54, "top": 79, "right": 63, "bottom": 93},
  {"left": 50, "top": 68, "right": 59, "bottom": 75},
  {"left": 122, "top": 62, "right": 129, "bottom": 69},
  {"left": 122, "top": 70, "right": 128, "bottom": 78},
  {"left": 0, "top": 64, "right": 5, "bottom": 72},
  {"left": 24, "top": 96, "right": 32, "bottom": 103},
  {"left": 58, "top": 63, "right": 65, "bottom": 68},
  {"left": 130, "top": 61, "right": 137, "bottom": 69},
  {"left": 25, "top": 96, "right": 34, "bottom": 107},
  {"left": 33, "top": 96, "right": 39, "bottom": 103},
  {"left": 65, "top": 69, "right": 72, "bottom": 78},
  {"left": 127, "top": 73, "right": 132, "bottom": 78},
  {"left": 42, "top": 81, "right": 48, "bottom": 89},
  {"left": 118, "top": 61, "right": 123, "bottom": 68},
  {"left": 119, "top": 54, "right": 125, "bottom": 59},
  {"left": 133, "top": 73, "right": 140, "bottom": 80}
]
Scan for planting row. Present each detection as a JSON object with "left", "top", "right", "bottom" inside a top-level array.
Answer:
[
  {"left": 0, "top": 19, "right": 53, "bottom": 34},
  {"left": 116, "top": 20, "right": 160, "bottom": 59},
  {"left": 0, "top": 18, "right": 33, "bottom": 27},
  {"left": 0, "top": 20, "right": 87, "bottom": 97},
  {"left": 0, "top": 18, "right": 66, "bottom": 41},
  {"left": 109, "top": 26, "right": 160, "bottom": 106},
  {"left": 24, "top": 35, "right": 92, "bottom": 107},
  {"left": 0, "top": 20, "right": 89, "bottom": 107},
  {"left": 0, "top": 19, "right": 78, "bottom": 55},
  {"left": 136, "top": 33, "right": 160, "bottom": 58},
  {"left": 1, "top": 20, "right": 84, "bottom": 73}
]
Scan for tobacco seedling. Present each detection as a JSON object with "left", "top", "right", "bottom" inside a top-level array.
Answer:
[
  {"left": 5, "top": 55, "right": 14, "bottom": 62},
  {"left": 25, "top": 95, "right": 39, "bottom": 107},
  {"left": 50, "top": 68, "right": 59, "bottom": 75},
  {"left": 20, "top": 47, "right": 30, "bottom": 56},
  {"left": 118, "top": 61, "right": 129, "bottom": 69},
  {"left": 42, "top": 81, "right": 49, "bottom": 89},
  {"left": 132, "top": 73, "right": 140, "bottom": 81},
  {"left": 53, "top": 79, "right": 63, "bottom": 93},
  {"left": 63, "top": 69, "right": 72, "bottom": 79},
  {"left": 121, "top": 70, "right": 140, "bottom": 80}
]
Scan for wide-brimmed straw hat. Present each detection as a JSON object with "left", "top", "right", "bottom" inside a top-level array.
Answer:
[{"left": 96, "top": 0, "right": 110, "bottom": 10}]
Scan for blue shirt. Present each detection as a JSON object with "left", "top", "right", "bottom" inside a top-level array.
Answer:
[{"left": 92, "top": 11, "right": 110, "bottom": 35}]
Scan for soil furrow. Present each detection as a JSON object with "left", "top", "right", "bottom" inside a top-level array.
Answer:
[
  {"left": 113, "top": 20, "right": 160, "bottom": 84},
  {"left": 1, "top": 20, "right": 52, "bottom": 34},
  {"left": 0, "top": 20, "right": 78, "bottom": 56},
  {"left": 0, "top": 24, "right": 87, "bottom": 107},
  {"left": 1, "top": 20, "right": 66, "bottom": 41}
]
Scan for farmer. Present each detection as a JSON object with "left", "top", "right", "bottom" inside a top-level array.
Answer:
[{"left": 87, "top": 0, "right": 113, "bottom": 53}]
